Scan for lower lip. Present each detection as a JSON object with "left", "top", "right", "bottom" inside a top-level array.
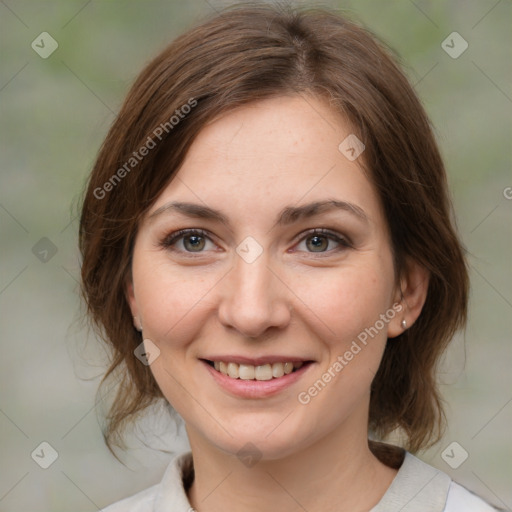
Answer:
[{"left": 202, "top": 360, "right": 314, "bottom": 399}]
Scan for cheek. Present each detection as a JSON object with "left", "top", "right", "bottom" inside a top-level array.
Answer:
[
  {"left": 293, "top": 265, "right": 394, "bottom": 406},
  {"left": 292, "top": 263, "right": 394, "bottom": 346},
  {"left": 133, "top": 255, "right": 216, "bottom": 346},
  {"left": 294, "top": 264, "right": 395, "bottom": 416},
  {"left": 131, "top": 261, "right": 213, "bottom": 410}
]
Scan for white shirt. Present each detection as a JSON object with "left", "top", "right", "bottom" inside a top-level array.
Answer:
[{"left": 103, "top": 450, "right": 499, "bottom": 511}]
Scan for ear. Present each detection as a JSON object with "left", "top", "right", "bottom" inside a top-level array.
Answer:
[
  {"left": 387, "top": 258, "right": 429, "bottom": 339},
  {"left": 125, "top": 271, "right": 142, "bottom": 331}
]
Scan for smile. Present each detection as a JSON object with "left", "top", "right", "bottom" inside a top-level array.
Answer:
[
  {"left": 201, "top": 356, "right": 315, "bottom": 398},
  {"left": 208, "top": 360, "right": 304, "bottom": 381}
]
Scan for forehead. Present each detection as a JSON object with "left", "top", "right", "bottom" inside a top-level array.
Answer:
[{"left": 149, "top": 95, "right": 383, "bottom": 226}]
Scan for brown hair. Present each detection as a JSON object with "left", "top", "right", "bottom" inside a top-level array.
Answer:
[{"left": 79, "top": 2, "right": 469, "bottom": 454}]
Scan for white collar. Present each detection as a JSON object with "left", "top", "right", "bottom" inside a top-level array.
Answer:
[
  {"left": 370, "top": 451, "right": 451, "bottom": 511},
  {"left": 152, "top": 449, "right": 452, "bottom": 511}
]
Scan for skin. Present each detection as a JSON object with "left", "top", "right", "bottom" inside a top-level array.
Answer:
[{"left": 126, "top": 94, "right": 429, "bottom": 512}]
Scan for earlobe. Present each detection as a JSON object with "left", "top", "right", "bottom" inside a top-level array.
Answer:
[
  {"left": 125, "top": 277, "right": 142, "bottom": 331},
  {"left": 388, "top": 259, "right": 429, "bottom": 339}
]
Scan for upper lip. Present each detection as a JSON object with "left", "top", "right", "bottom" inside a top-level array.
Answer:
[{"left": 202, "top": 355, "right": 313, "bottom": 365}]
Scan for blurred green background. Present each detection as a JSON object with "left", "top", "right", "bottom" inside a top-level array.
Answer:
[{"left": 1, "top": 1, "right": 511, "bottom": 510}]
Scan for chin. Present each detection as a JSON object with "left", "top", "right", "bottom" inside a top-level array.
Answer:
[{"left": 193, "top": 413, "right": 320, "bottom": 463}]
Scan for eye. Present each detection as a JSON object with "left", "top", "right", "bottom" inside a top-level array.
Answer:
[
  {"left": 160, "top": 227, "right": 351, "bottom": 257},
  {"left": 161, "top": 229, "right": 217, "bottom": 254},
  {"left": 294, "top": 228, "right": 351, "bottom": 254}
]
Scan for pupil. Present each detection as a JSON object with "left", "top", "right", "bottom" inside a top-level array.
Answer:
[
  {"left": 186, "top": 235, "right": 204, "bottom": 251},
  {"left": 308, "top": 235, "right": 327, "bottom": 252}
]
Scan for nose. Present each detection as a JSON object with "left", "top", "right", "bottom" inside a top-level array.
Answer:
[{"left": 217, "top": 251, "right": 292, "bottom": 339}]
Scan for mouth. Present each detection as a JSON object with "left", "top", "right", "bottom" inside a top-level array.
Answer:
[
  {"left": 200, "top": 355, "right": 315, "bottom": 398},
  {"left": 204, "top": 359, "right": 310, "bottom": 381}
]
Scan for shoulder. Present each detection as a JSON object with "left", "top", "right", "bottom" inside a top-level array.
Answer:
[
  {"left": 102, "top": 483, "right": 158, "bottom": 512},
  {"left": 101, "top": 451, "right": 194, "bottom": 511},
  {"left": 400, "top": 452, "right": 500, "bottom": 511},
  {"left": 445, "top": 481, "right": 501, "bottom": 511},
  {"left": 370, "top": 446, "right": 500, "bottom": 512}
]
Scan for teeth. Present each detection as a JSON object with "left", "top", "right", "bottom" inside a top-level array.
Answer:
[
  {"left": 227, "top": 362, "right": 239, "bottom": 379},
  {"left": 213, "top": 361, "right": 304, "bottom": 381},
  {"left": 255, "top": 364, "right": 272, "bottom": 381},
  {"left": 272, "top": 363, "right": 284, "bottom": 378},
  {"left": 239, "top": 364, "right": 255, "bottom": 380}
]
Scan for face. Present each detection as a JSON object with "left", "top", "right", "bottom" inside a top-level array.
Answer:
[{"left": 126, "top": 95, "right": 406, "bottom": 460}]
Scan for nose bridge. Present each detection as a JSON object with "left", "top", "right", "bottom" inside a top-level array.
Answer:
[{"left": 218, "top": 246, "right": 290, "bottom": 338}]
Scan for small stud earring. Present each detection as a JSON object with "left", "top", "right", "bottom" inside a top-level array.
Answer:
[{"left": 401, "top": 319, "right": 407, "bottom": 329}]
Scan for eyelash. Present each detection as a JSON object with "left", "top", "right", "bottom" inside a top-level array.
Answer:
[{"left": 160, "top": 228, "right": 352, "bottom": 257}]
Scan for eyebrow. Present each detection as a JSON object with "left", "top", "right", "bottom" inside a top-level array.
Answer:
[{"left": 149, "top": 199, "right": 368, "bottom": 227}]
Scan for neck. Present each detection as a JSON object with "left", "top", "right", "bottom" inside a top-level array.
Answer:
[{"left": 186, "top": 422, "right": 398, "bottom": 512}]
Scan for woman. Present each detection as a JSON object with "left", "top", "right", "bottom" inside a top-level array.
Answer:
[{"left": 79, "top": 3, "right": 499, "bottom": 510}]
